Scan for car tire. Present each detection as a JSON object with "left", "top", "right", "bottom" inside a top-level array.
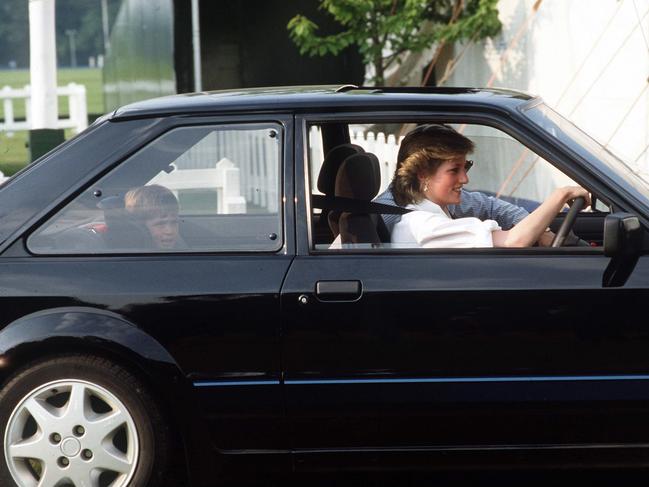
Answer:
[{"left": 0, "top": 354, "right": 170, "bottom": 487}]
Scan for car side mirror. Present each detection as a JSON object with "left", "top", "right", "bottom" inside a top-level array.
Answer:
[
  {"left": 603, "top": 213, "right": 643, "bottom": 288},
  {"left": 603, "top": 213, "right": 642, "bottom": 257}
]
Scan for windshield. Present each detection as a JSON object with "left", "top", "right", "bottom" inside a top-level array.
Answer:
[{"left": 522, "top": 102, "right": 649, "bottom": 204}]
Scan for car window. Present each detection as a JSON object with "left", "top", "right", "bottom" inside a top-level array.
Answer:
[
  {"left": 453, "top": 124, "right": 576, "bottom": 209},
  {"left": 28, "top": 123, "right": 283, "bottom": 254},
  {"left": 308, "top": 121, "right": 590, "bottom": 251},
  {"left": 310, "top": 124, "right": 575, "bottom": 208}
]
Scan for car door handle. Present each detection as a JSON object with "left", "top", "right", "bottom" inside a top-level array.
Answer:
[{"left": 315, "top": 280, "right": 362, "bottom": 302}]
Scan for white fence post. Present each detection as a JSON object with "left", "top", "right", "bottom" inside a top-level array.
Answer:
[
  {"left": 2, "top": 86, "right": 14, "bottom": 130},
  {"left": 0, "top": 84, "right": 88, "bottom": 134},
  {"left": 66, "top": 83, "right": 88, "bottom": 134},
  {"left": 381, "top": 134, "right": 399, "bottom": 186},
  {"left": 215, "top": 157, "right": 246, "bottom": 214},
  {"left": 24, "top": 84, "right": 31, "bottom": 128}
]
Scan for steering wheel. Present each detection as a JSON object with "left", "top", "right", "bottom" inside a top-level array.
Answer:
[{"left": 551, "top": 196, "right": 586, "bottom": 247}]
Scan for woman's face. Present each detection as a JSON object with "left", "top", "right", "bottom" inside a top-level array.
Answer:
[{"left": 421, "top": 156, "right": 470, "bottom": 208}]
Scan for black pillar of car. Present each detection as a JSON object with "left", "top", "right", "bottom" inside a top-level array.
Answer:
[{"left": 321, "top": 123, "right": 350, "bottom": 157}]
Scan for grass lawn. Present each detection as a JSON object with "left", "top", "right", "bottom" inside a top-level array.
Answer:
[
  {"left": 0, "top": 68, "right": 104, "bottom": 174},
  {"left": 0, "top": 131, "right": 29, "bottom": 176},
  {"left": 0, "top": 67, "right": 105, "bottom": 118}
]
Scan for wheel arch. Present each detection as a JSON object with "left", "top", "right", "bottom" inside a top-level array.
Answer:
[{"left": 0, "top": 306, "right": 215, "bottom": 485}]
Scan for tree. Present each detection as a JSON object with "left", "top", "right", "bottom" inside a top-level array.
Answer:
[
  {"left": 55, "top": 0, "right": 105, "bottom": 67},
  {"left": 0, "top": 0, "right": 28, "bottom": 68},
  {"left": 288, "top": 0, "right": 501, "bottom": 86}
]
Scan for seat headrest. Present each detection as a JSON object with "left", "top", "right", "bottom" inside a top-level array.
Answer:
[
  {"left": 317, "top": 143, "right": 365, "bottom": 194},
  {"left": 334, "top": 153, "right": 381, "bottom": 201}
]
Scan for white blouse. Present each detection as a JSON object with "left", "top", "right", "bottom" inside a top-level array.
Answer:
[{"left": 391, "top": 199, "right": 501, "bottom": 248}]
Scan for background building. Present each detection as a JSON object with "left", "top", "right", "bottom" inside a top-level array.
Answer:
[{"left": 438, "top": 0, "right": 649, "bottom": 173}]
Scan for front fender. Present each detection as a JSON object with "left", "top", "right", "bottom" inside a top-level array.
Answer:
[{"left": 0, "top": 306, "right": 217, "bottom": 485}]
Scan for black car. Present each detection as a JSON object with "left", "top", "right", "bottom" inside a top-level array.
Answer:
[{"left": 0, "top": 86, "right": 648, "bottom": 487}]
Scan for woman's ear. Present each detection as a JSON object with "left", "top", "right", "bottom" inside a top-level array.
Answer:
[{"left": 418, "top": 174, "right": 429, "bottom": 193}]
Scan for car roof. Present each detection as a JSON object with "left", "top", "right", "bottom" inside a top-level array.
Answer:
[{"left": 110, "top": 85, "right": 538, "bottom": 120}]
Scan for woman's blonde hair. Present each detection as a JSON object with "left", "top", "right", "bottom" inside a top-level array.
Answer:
[{"left": 392, "top": 125, "right": 474, "bottom": 206}]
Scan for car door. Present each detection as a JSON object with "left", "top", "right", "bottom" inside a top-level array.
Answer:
[
  {"left": 281, "top": 114, "right": 649, "bottom": 459},
  {"left": 21, "top": 115, "right": 294, "bottom": 452}
]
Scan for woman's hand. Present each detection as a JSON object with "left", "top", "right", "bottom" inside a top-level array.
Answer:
[
  {"left": 495, "top": 185, "right": 591, "bottom": 248},
  {"left": 557, "top": 186, "right": 591, "bottom": 209}
]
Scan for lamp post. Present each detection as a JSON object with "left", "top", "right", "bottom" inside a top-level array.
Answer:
[
  {"left": 101, "top": 0, "right": 110, "bottom": 54},
  {"left": 65, "top": 29, "right": 77, "bottom": 68},
  {"left": 191, "top": 0, "right": 202, "bottom": 92}
]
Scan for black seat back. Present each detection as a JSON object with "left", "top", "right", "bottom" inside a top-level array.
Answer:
[
  {"left": 98, "top": 195, "right": 154, "bottom": 250},
  {"left": 314, "top": 144, "right": 365, "bottom": 241},
  {"left": 334, "top": 152, "right": 384, "bottom": 245}
]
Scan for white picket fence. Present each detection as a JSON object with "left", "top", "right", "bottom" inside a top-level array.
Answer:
[
  {"left": 148, "top": 129, "right": 392, "bottom": 214},
  {"left": 151, "top": 128, "right": 280, "bottom": 214},
  {"left": 0, "top": 83, "right": 88, "bottom": 134},
  {"left": 351, "top": 129, "right": 402, "bottom": 190},
  {"left": 150, "top": 157, "right": 247, "bottom": 214},
  {"left": 309, "top": 126, "right": 402, "bottom": 192},
  {"left": 177, "top": 128, "right": 396, "bottom": 212}
]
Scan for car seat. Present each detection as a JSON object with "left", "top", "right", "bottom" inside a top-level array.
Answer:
[
  {"left": 314, "top": 144, "right": 365, "bottom": 243},
  {"left": 334, "top": 152, "right": 388, "bottom": 245},
  {"left": 98, "top": 196, "right": 155, "bottom": 250}
]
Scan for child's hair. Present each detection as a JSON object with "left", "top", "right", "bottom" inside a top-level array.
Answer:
[{"left": 124, "top": 184, "right": 179, "bottom": 220}]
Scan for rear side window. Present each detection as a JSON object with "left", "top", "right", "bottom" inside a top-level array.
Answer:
[{"left": 28, "top": 123, "right": 283, "bottom": 253}]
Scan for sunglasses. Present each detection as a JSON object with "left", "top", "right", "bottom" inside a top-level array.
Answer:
[{"left": 464, "top": 160, "right": 474, "bottom": 172}]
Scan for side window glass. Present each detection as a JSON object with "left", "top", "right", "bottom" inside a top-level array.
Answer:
[
  {"left": 459, "top": 124, "right": 575, "bottom": 211},
  {"left": 309, "top": 121, "right": 584, "bottom": 251},
  {"left": 28, "top": 124, "right": 282, "bottom": 253}
]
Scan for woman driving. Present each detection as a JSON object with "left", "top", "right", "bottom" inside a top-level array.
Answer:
[{"left": 390, "top": 126, "right": 591, "bottom": 248}]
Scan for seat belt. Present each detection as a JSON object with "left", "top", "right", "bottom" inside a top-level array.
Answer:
[{"left": 311, "top": 194, "right": 411, "bottom": 215}]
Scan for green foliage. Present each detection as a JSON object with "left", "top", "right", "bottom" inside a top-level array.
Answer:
[
  {"left": 438, "top": 0, "right": 501, "bottom": 41},
  {"left": 287, "top": 0, "right": 501, "bottom": 85},
  {"left": 0, "top": 0, "right": 28, "bottom": 67}
]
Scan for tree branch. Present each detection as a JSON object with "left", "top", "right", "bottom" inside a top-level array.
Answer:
[{"left": 421, "top": 0, "right": 463, "bottom": 86}]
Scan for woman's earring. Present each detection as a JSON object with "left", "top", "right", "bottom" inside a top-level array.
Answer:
[{"left": 423, "top": 180, "right": 429, "bottom": 192}]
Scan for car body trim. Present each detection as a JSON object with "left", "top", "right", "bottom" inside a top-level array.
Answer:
[
  {"left": 284, "top": 375, "right": 649, "bottom": 385},
  {"left": 193, "top": 380, "right": 280, "bottom": 387},
  {"left": 293, "top": 442, "right": 649, "bottom": 453}
]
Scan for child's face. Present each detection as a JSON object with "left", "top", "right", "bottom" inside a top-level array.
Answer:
[{"left": 145, "top": 211, "right": 179, "bottom": 249}]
